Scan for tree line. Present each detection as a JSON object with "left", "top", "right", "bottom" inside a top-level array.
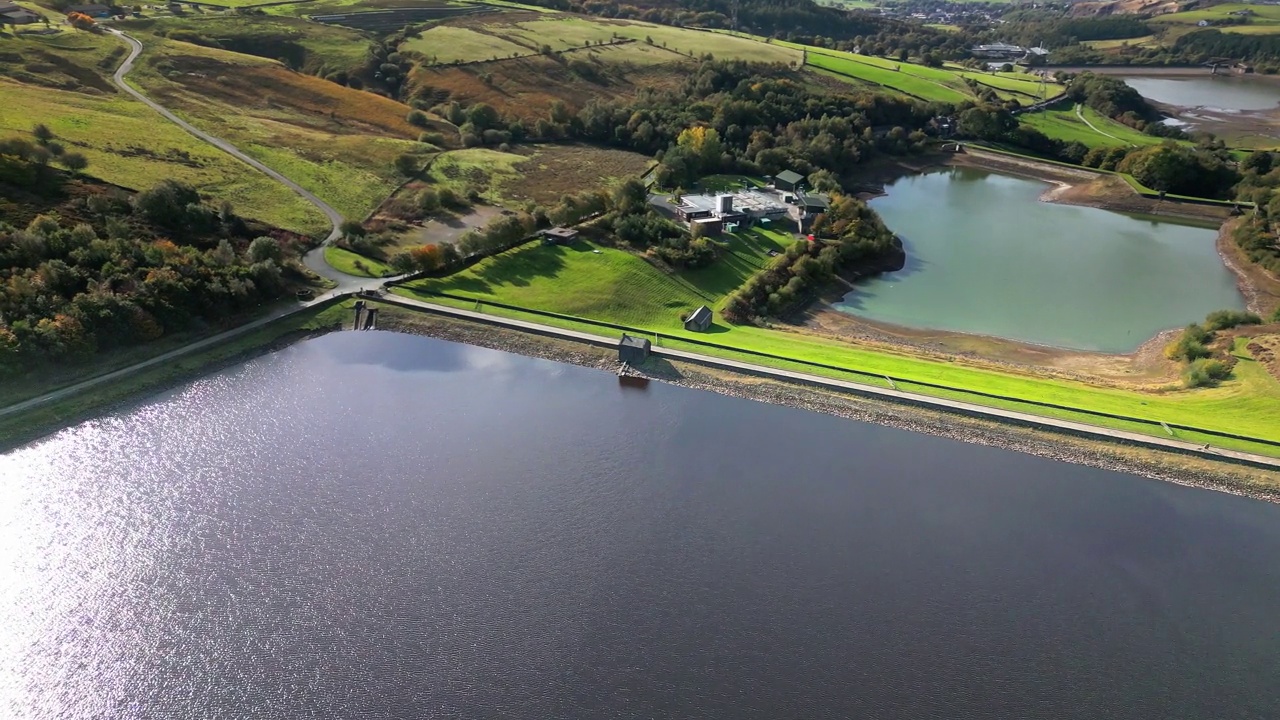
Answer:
[{"left": 0, "top": 141, "right": 306, "bottom": 377}]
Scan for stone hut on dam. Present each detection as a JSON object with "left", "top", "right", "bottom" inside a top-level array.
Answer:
[{"left": 618, "top": 334, "right": 652, "bottom": 365}]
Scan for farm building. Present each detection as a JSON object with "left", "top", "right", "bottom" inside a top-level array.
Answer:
[
  {"left": 971, "top": 42, "right": 1025, "bottom": 59},
  {"left": 66, "top": 3, "right": 111, "bottom": 16},
  {"left": 797, "top": 192, "right": 831, "bottom": 214},
  {"left": 0, "top": 3, "right": 39, "bottom": 22},
  {"left": 618, "top": 334, "right": 651, "bottom": 365},
  {"left": 684, "top": 306, "right": 713, "bottom": 333},
  {"left": 542, "top": 227, "right": 578, "bottom": 245},
  {"left": 774, "top": 170, "right": 805, "bottom": 192}
]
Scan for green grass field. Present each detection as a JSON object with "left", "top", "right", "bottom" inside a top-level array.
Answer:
[
  {"left": 802, "top": 51, "right": 972, "bottom": 103},
  {"left": 396, "top": 235, "right": 1280, "bottom": 453},
  {"left": 1083, "top": 35, "right": 1159, "bottom": 50},
  {"left": 124, "top": 15, "right": 373, "bottom": 74},
  {"left": 325, "top": 246, "right": 396, "bottom": 277},
  {"left": 0, "top": 79, "right": 327, "bottom": 234},
  {"left": 791, "top": 45, "right": 1048, "bottom": 104},
  {"left": 407, "top": 14, "right": 800, "bottom": 66},
  {"left": 121, "top": 35, "right": 436, "bottom": 223},
  {"left": 1020, "top": 105, "right": 1167, "bottom": 148},
  {"left": 1152, "top": 2, "right": 1280, "bottom": 25}
]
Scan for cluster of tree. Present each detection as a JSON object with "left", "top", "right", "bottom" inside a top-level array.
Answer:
[
  {"left": 1064, "top": 73, "right": 1162, "bottom": 131},
  {"left": 1172, "top": 30, "right": 1280, "bottom": 66},
  {"left": 538, "top": 60, "right": 939, "bottom": 185},
  {"left": 1233, "top": 151, "right": 1280, "bottom": 274},
  {"left": 983, "top": 11, "right": 1150, "bottom": 46},
  {"left": 1164, "top": 310, "right": 1265, "bottom": 387},
  {"left": 723, "top": 195, "right": 900, "bottom": 322},
  {"left": 0, "top": 168, "right": 300, "bottom": 376},
  {"left": 0, "top": 126, "right": 89, "bottom": 180},
  {"left": 1112, "top": 143, "right": 1239, "bottom": 198},
  {"left": 389, "top": 241, "right": 461, "bottom": 274}
]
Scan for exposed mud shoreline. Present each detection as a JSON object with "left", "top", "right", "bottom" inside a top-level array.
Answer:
[{"left": 374, "top": 305, "right": 1280, "bottom": 502}]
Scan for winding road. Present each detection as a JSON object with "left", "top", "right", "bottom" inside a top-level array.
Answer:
[
  {"left": 0, "top": 31, "right": 387, "bottom": 421},
  {"left": 109, "top": 29, "right": 365, "bottom": 292}
]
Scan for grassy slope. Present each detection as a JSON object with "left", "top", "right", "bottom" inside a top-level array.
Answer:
[
  {"left": 128, "top": 15, "right": 373, "bottom": 73},
  {"left": 123, "top": 35, "right": 435, "bottom": 222},
  {"left": 787, "top": 44, "right": 1047, "bottom": 104},
  {"left": 408, "top": 14, "right": 800, "bottom": 66},
  {"left": 1020, "top": 106, "right": 1167, "bottom": 148},
  {"left": 398, "top": 234, "right": 1280, "bottom": 451},
  {"left": 0, "top": 79, "right": 328, "bottom": 233},
  {"left": 324, "top": 246, "right": 395, "bottom": 277},
  {"left": 1152, "top": 2, "right": 1280, "bottom": 25}
]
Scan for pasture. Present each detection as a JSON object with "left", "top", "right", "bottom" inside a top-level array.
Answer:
[
  {"left": 1019, "top": 106, "right": 1166, "bottom": 148},
  {"left": 0, "top": 78, "right": 328, "bottom": 234},
  {"left": 124, "top": 35, "right": 443, "bottom": 222},
  {"left": 405, "top": 13, "right": 801, "bottom": 66}
]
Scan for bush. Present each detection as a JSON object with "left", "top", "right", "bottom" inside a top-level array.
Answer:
[
  {"left": 406, "top": 110, "right": 429, "bottom": 128},
  {"left": 1164, "top": 324, "right": 1212, "bottom": 362},
  {"left": 1203, "top": 309, "right": 1262, "bottom": 331},
  {"left": 1182, "top": 358, "right": 1231, "bottom": 388},
  {"left": 418, "top": 131, "right": 445, "bottom": 146}
]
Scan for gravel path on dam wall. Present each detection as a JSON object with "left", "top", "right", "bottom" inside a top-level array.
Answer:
[{"left": 374, "top": 306, "right": 1280, "bottom": 503}]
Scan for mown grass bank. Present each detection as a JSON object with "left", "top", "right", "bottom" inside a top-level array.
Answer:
[
  {"left": 0, "top": 300, "right": 353, "bottom": 450},
  {"left": 394, "top": 236, "right": 1280, "bottom": 456}
]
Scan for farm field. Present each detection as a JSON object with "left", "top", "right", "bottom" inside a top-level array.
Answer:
[
  {"left": 123, "top": 15, "right": 373, "bottom": 75},
  {"left": 396, "top": 236, "right": 1280, "bottom": 454},
  {"left": 0, "top": 78, "right": 327, "bottom": 234},
  {"left": 1150, "top": 2, "right": 1280, "bottom": 26},
  {"left": 789, "top": 45, "right": 1048, "bottom": 103},
  {"left": 0, "top": 26, "right": 124, "bottom": 91},
  {"left": 1083, "top": 35, "right": 1159, "bottom": 50},
  {"left": 406, "top": 13, "right": 801, "bottom": 66},
  {"left": 406, "top": 43, "right": 687, "bottom": 120},
  {"left": 121, "top": 35, "right": 443, "bottom": 222},
  {"left": 1020, "top": 105, "right": 1167, "bottom": 148},
  {"left": 422, "top": 145, "right": 651, "bottom": 206},
  {"left": 325, "top": 246, "right": 396, "bottom": 277}
]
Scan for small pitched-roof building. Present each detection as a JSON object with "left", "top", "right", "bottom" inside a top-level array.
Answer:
[
  {"left": 798, "top": 192, "right": 830, "bottom": 214},
  {"left": 542, "top": 226, "right": 578, "bottom": 245},
  {"left": 618, "top": 334, "right": 651, "bottom": 365},
  {"left": 684, "top": 305, "right": 712, "bottom": 332},
  {"left": 774, "top": 170, "right": 805, "bottom": 192}
]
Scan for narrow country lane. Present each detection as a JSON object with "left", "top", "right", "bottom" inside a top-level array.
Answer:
[
  {"left": 0, "top": 32, "right": 393, "bottom": 421},
  {"left": 109, "top": 29, "right": 368, "bottom": 292}
]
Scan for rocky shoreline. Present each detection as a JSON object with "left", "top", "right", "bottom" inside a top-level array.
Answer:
[{"left": 373, "top": 304, "right": 1280, "bottom": 503}]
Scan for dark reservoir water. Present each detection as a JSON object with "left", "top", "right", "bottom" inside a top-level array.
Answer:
[{"left": 3, "top": 331, "right": 1280, "bottom": 719}]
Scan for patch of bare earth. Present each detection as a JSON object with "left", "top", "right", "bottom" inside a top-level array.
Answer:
[
  {"left": 797, "top": 304, "right": 1182, "bottom": 388},
  {"left": 1218, "top": 217, "right": 1280, "bottom": 318},
  {"left": 1247, "top": 334, "right": 1280, "bottom": 382}
]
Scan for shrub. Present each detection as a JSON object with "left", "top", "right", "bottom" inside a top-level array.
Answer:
[
  {"left": 1203, "top": 309, "right": 1262, "bottom": 331},
  {"left": 247, "top": 236, "right": 282, "bottom": 263},
  {"left": 1164, "top": 324, "right": 1212, "bottom": 362},
  {"left": 1182, "top": 358, "right": 1231, "bottom": 388},
  {"left": 394, "top": 153, "right": 419, "bottom": 176},
  {"left": 418, "top": 131, "right": 445, "bottom": 146},
  {"left": 1272, "top": 306, "right": 1280, "bottom": 323},
  {"left": 406, "top": 110, "right": 429, "bottom": 127}
]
